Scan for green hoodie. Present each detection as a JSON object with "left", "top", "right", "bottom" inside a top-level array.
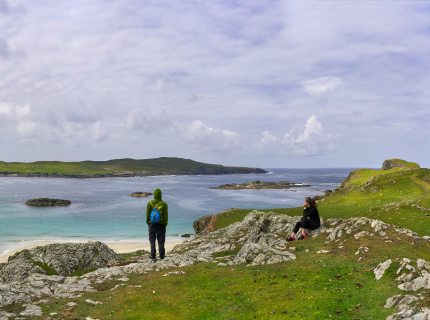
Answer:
[{"left": 146, "top": 188, "right": 168, "bottom": 226}]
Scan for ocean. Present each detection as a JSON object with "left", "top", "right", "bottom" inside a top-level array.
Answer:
[{"left": 0, "top": 168, "right": 354, "bottom": 257}]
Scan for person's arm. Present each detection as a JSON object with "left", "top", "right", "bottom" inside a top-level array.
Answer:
[
  {"left": 146, "top": 201, "right": 152, "bottom": 224},
  {"left": 164, "top": 202, "right": 168, "bottom": 227},
  {"left": 303, "top": 207, "right": 314, "bottom": 218}
]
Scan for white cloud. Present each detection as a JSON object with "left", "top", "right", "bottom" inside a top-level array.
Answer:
[
  {"left": 301, "top": 77, "right": 342, "bottom": 97},
  {"left": 255, "top": 116, "right": 337, "bottom": 156},
  {"left": 255, "top": 130, "right": 277, "bottom": 148},
  {"left": 184, "top": 120, "right": 240, "bottom": 152},
  {"left": 125, "top": 107, "right": 173, "bottom": 133},
  {"left": 17, "top": 121, "right": 38, "bottom": 140}
]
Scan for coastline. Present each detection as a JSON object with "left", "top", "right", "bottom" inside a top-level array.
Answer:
[{"left": 0, "top": 239, "right": 189, "bottom": 264}]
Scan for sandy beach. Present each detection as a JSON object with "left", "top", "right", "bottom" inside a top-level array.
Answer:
[{"left": 0, "top": 240, "right": 186, "bottom": 263}]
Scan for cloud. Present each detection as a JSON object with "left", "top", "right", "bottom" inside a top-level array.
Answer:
[
  {"left": 0, "top": 0, "right": 10, "bottom": 14},
  {"left": 256, "top": 116, "right": 336, "bottom": 156},
  {"left": 184, "top": 120, "right": 240, "bottom": 152},
  {"left": 125, "top": 107, "right": 173, "bottom": 133},
  {"left": 17, "top": 121, "right": 38, "bottom": 140},
  {"left": 301, "top": 77, "right": 342, "bottom": 97},
  {"left": 0, "top": 37, "right": 10, "bottom": 59}
]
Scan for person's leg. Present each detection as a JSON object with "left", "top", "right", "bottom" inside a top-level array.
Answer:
[
  {"left": 292, "top": 221, "right": 301, "bottom": 235},
  {"left": 157, "top": 224, "right": 166, "bottom": 259},
  {"left": 148, "top": 224, "right": 157, "bottom": 261}
]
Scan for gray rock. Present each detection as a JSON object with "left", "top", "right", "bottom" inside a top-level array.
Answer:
[
  {"left": 0, "top": 242, "right": 121, "bottom": 282},
  {"left": 398, "top": 272, "right": 430, "bottom": 291},
  {"left": 20, "top": 304, "right": 43, "bottom": 316},
  {"left": 385, "top": 295, "right": 403, "bottom": 308},
  {"left": 86, "top": 299, "right": 102, "bottom": 305},
  {"left": 374, "top": 259, "right": 392, "bottom": 280}
]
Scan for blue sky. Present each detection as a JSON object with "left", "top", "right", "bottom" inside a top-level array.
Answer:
[{"left": 0, "top": 0, "right": 429, "bottom": 168}]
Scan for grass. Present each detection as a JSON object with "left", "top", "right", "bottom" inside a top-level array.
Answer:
[
  {"left": 0, "top": 157, "right": 264, "bottom": 176},
  {"left": 24, "top": 223, "right": 430, "bottom": 320}
]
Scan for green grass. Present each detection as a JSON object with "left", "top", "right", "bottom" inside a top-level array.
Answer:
[
  {"left": 0, "top": 157, "right": 264, "bottom": 176},
  {"left": 387, "top": 159, "right": 420, "bottom": 169},
  {"left": 25, "top": 223, "right": 430, "bottom": 320},
  {"left": 31, "top": 260, "right": 57, "bottom": 276}
]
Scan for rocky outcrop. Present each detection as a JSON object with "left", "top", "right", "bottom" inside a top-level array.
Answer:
[
  {"left": 0, "top": 242, "right": 121, "bottom": 283},
  {"left": 131, "top": 192, "right": 152, "bottom": 197},
  {"left": 382, "top": 159, "right": 420, "bottom": 170},
  {"left": 193, "top": 214, "right": 218, "bottom": 236},
  {"left": 25, "top": 198, "right": 71, "bottom": 206},
  {"left": 211, "top": 180, "right": 310, "bottom": 190}
]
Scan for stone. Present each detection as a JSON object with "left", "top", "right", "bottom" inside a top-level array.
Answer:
[
  {"left": 398, "top": 271, "right": 430, "bottom": 291},
  {"left": 20, "top": 304, "right": 43, "bottom": 316},
  {"left": 163, "top": 271, "right": 186, "bottom": 277},
  {"left": 317, "top": 250, "right": 331, "bottom": 254},
  {"left": 385, "top": 295, "right": 403, "bottom": 308},
  {"left": 0, "top": 241, "right": 121, "bottom": 282},
  {"left": 66, "top": 302, "right": 77, "bottom": 307},
  {"left": 86, "top": 299, "right": 102, "bottom": 305},
  {"left": 417, "top": 259, "right": 430, "bottom": 270},
  {"left": 374, "top": 259, "right": 392, "bottom": 280}
]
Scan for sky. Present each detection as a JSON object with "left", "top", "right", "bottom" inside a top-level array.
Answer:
[{"left": 0, "top": 0, "right": 429, "bottom": 168}]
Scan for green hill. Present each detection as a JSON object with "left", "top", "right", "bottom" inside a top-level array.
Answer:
[
  {"left": 209, "top": 159, "right": 430, "bottom": 236},
  {"left": 0, "top": 157, "right": 267, "bottom": 177}
]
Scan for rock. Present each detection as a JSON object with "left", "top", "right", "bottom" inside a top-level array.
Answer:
[
  {"left": 417, "top": 259, "right": 430, "bottom": 270},
  {"left": 374, "top": 259, "right": 392, "bottom": 280},
  {"left": 231, "top": 243, "right": 296, "bottom": 266},
  {"left": 0, "top": 242, "right": 121, "bottom": 282},
  {"left": 163, "top": 271, "right": 186, "bottom": 277},
  {"left": 385, "top": 295, "right": 403, "bottom": 308},
  {"left": 327, "top": 227, "right": 340, "bottom": 240},
  {"left": 117, "top": 277, "right": 130, "bottom": 282},
  {"left": 86, "top": 299, "right": 102, "bottom": 305},
  {"left": 317, "top": 250, "right": 331, "bottom": 254},
  {"left": 20, "top": 304, "right": 43, "bottom": 316},
  {"left": 180, "top": 234, "right": 191, "bottom": 237},
  {"left": 382, "top": 159, "right": 420, "bottom": 170},
  {"left": 398, "top": 271, "right": 430, "bottom": 291},
  {"left": 131, "top": 192, "right": 152, "bottom": 197},
  {"left": 193, "top": 214, "right": 218, "bottom": 236},
  {"left": 25, "top": 198, "right": 71, "bottom": 206},
  {"left": 66, "top": 302, "right": 77, "bottom": 307}
]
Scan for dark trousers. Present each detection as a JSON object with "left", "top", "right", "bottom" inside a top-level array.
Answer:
[
  {"left": 148, "top": 223, "right": 166, "bottom": 259},
  {"left": 293, "top": 217, "right": 320, "bottom": 234}
]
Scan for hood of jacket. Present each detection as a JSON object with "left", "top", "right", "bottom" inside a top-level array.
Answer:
[{"left": 153, "top": 188, "right": 162, "bottom": 200}]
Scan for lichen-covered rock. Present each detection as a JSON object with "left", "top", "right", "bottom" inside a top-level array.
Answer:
[
  {"left": 131, "top": 192, "right": 152, "bottom": 197},
  {"left": 374, "top": 259, "right": 392, "bottom": 280},
  {"left": 0, "top": 242, "right": 121, "bottom": 282},
  {"left": 398, "top": 271, "right": 430, "bottom": 291}
]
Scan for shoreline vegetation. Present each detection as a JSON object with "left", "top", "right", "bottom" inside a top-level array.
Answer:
[{"left": 0, "top": 157, "right": 267, "bottom": 178}]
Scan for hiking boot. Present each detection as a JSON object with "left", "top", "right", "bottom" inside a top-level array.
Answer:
[
  {"left": 297, "top": 234, "right": 307, "bottom": 240},
  {"left": 286, "top": 236, "right": 295, "bottom": 242}
]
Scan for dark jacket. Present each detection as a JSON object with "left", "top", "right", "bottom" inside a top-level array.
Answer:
[
  {"left": 303, "top": 205, "right": 320, "bottom": 225},
  {"left": 146, "top": 188, "right": 168, "bottom": 226}
]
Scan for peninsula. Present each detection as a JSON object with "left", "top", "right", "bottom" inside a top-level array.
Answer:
[
  {"left": 0, "top": 157, "right": 267, "bottom": 178},
  {"left": 211, "top": 180, "right": 311, "bottom": 189}
]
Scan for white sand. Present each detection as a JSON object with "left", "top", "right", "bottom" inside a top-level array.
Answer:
[{"left": 0, "top": 240, "right": 186, "bottom": 263}]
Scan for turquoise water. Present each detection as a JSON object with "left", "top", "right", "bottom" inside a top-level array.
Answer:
[{"left": 0, "top": 168, "right": 353, "bottom": 256}]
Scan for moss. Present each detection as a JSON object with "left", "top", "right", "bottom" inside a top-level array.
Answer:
[
  {"left": 212, "top": 246, "right": 243, "bottom": 258},
  {"left": 31, "top": 260, "right": 57, "bottom": 276},
  {"left": 68, "top": 267, "right": 98, "bottom": 277}
]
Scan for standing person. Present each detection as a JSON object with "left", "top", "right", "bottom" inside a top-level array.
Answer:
[
  {"left": 286, "top": 197, "right": 320, "bottom": 242},
  {"left": 146, "top": 188, "right": 168, "bottom": 262}
]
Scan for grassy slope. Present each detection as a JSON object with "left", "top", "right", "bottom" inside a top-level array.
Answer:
[
  {"left": 214, "top": 166, "right": 430, "bottom": 236},
  {"left": 19, "top": 161, "right": 430, "bottom": 319},
  {"left": 0, "top": 157, "right": 254, "bottom": 176},
  {"left": 26, "top": 223, "right": 430, "bottom": 320}
]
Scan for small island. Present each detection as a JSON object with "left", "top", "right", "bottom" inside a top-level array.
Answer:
[
  {"left": 25, "top": 198, "right": 71, "bottom": 206},
  {"left": 131, "top": 192, "right": 153, "bottom": 197},
  {"left": 211, "top": 180, "right": 311, "bottom": 190}
]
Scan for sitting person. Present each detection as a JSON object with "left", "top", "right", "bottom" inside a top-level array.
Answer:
[{"left": 287, "top": 197, "right": 320, "bottom": 241}]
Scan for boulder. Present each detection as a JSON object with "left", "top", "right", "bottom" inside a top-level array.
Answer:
[
  {"left": 25, "top": 198, "right": 71, "bottom": 206},
  {"left": 193, "top": 214, "right": 218, "bottom": 236},
  {"left": 0, "top": 242, "right": 121, "bottom": 283}
]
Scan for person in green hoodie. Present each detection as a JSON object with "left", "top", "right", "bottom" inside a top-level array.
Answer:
[{"left": 146, "top": 188, "right": 168, "bottom": 262}]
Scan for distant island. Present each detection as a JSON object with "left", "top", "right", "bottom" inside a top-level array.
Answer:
[
  {"left": 211, "top": 180, "right": 311, "bottom": 190},
  {"left": 0, "top": 157, "right": 267, "bottom": 178}
]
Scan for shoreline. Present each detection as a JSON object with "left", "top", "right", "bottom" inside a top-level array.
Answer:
[{"left": 0, "top": 239, "right": 189, "bottom": 264}]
